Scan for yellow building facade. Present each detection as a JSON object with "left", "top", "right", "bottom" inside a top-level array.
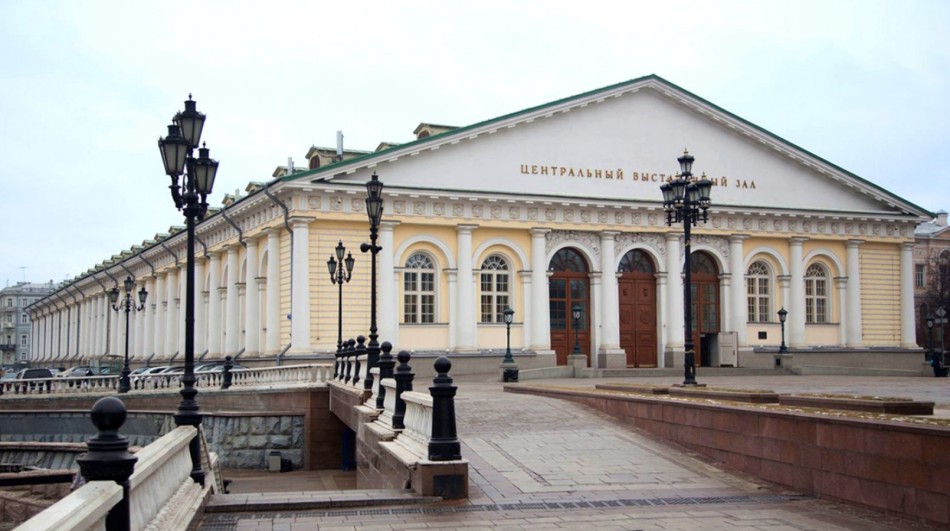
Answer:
[{"left": 28, "top": 76, "right": 929, "bottom": 373}]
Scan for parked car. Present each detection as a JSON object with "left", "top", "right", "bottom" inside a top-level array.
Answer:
[
  {"left": 13, "top": 367, "right": 54, "bottom": 393},
  {"left": 56, "top": 366, "right": 95, "bottom": 378},
  {"left": 132, "top": 366, "right": 174, "bottom": 388}
]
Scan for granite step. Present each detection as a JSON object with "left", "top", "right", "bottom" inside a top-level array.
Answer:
[{"left": 204, "top": 488, "right": 442, "bottom": 513}]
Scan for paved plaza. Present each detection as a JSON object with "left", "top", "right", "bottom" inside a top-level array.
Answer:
[{"left": 199, "top": 373, "right": 948, "bottom": 530}]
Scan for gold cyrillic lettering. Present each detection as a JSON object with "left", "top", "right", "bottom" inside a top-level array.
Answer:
[
  {"left": 520, "top": 164, "right": 529, "bottom": 174},
  {"left": 531, "top": 165, "right": 538, "bottom": 175}
]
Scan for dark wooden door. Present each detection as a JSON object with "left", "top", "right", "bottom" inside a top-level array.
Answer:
[
  {"left": 548, "top": 247, "right": 591, "bottom": 367},
  {"left": 619, "top": 277, "right": 657, "bottom": 367},
  {"left": 688, "top": 252, "right": 720, "bottom": 367}
]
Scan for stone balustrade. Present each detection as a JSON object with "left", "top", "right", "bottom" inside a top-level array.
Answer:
[
  {"left": 0, "top": 364, "right": 333, "bottom": 398},
  {"left": 19, "top": 425, "right": 217, "bottom": 530},
  {"left": 393, "top": 390, "right": 432, "bottom": 458}
]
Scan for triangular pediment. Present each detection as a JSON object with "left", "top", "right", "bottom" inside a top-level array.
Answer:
[{"left": 292, "top": 75, "right": 928, "bottom": 219}]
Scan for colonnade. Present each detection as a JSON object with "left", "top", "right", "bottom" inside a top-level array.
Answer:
[{"left": 28, "top": 225, "right": 920, "bottom": 366}]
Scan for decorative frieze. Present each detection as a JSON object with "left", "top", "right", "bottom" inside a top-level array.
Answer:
[
  {"left": 546, "top": 230, "right": 601, "bottom": 263},
  {"left": 616, "top": 233, "right": 665, "bottom": 260}
]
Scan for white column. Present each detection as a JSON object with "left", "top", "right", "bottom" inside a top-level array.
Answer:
[
  {"left": 788, "top": 238, "right": 806, "bottom": 348},
  {"left": 290, "top": 218, "right": 312, "bottom": 353},
  {"left": 665, "top": 233, "right": 684, "bottom": 350},
  {"left": 835, "top": 277, "right": 848, "bottom": 346},
  {"left": 379, "top": 221, "right": 397, "bottom": 346},
  {"left": 208, "top": 252, "right": 222, "bottom": 357},
  {"left": 529, "top": 229, "right": 551, "bottom": 350},
  {"left": 656, "top": 272, "right": 668, "bottom": 367},
  {"left": 899, "top": 242, "right": 916, "bottom": 348},
  {"left": 194, "top": 260, "right": 207, "bottom": 356},
  {"left": 590, "top": 271, "right": 603, "bottom": 365},
  {"left": 447, "top": 270, "right": 458, "bottom": 351},
  {"left": 520, "top": 272, "right": 532, "bottom": 349},
  {"left": 720, "top": 273, "right": 732, "bottom": 332},
  {"left": 729, "top": 235, "right": 748, "bottom": 345},
  {"left": 846, "top": 240, "right": 864, "bottom": 347},
  {"left": 599, "top": 231, "right": 620, "bottom": 351},
  {"left": 93, "top": 295, "right": 102, "bottom": 356},
  {"left": 266, "top": 229, "right": 281, "bottom": 354},
  {"left": 255, "top": 278, "right": 266, "bottom": 354},
  {"left": 79, "top": 299, "right": 89, "bottom": 357},
  {"left": 177, "top": 266, "right": 186, "bottom": 357},
  {"left": 164, "top": 269, "right": 177, "bottom": 357},
  {"left": 226, "top": 244, "right": 240, "bottom": 355},
  {"left": 455, "top": 225, "right": 477, "bottom": 351},
  {"left": 245, "top": 238, "right": 260, "bottom": 356}
]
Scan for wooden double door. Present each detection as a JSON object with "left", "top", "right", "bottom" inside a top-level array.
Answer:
[
  {"left": 548, "top": 248, "right": 590, "bottom": 366},
  {"left": 618, "top": 249, "right": 658, "bottom": 368},
  {"left": 619, "top": 275, "right": 657, "bottom": 367}
]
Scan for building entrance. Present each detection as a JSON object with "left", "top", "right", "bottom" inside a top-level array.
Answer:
[
  {"left": 548, "top": 248, "right": 590, "bottom": 366},
  {"left": 689, "top": 251, "right": 720, "bottom": 367},
  {"left": 618, "top": 249, "right": 657, "bottom": 367}
]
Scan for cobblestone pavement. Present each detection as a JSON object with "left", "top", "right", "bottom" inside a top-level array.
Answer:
[{"left": 202, "top": 373, "right": 945, "bottom": 530}]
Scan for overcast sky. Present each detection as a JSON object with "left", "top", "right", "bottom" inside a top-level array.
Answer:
[{"left": 1, "top": 0, "right": 948, "bottom": 288}]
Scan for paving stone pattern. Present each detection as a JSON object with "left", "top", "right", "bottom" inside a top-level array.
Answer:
[{"left": 201, "top": 373, "right": 944, "bottom": 530}]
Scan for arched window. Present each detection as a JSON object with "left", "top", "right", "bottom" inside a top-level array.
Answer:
[
  {"left": 690, "top": 252, "right": 718, "bottom": 274},
  {"left": 805, "top": 263, "right": 829, "bottom": 323},
  {"left": 746, "top": 261, "right": 771, "bottom": 323},
  {"left": 619, "top": 249, "right": 655, "bottom": 273},
  {"left": 404, "top": 253, "right": 435, "bottom": 324},
  {"left": 550, "top": 248, "right": 588, "bottom": 272},
  {"left": 480, "top": 255, "right": 510, "bottom": 323}
]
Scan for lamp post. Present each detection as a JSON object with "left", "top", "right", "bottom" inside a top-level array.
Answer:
[
  {"left": 157, "top": 94, "right": 218, "bottom": 486},
  {"left": 361, "top": 173, "right": 384, "bottom": 395},
  {"left": 109, "top": 276, "right": 147, "bottom": 394},
  {"left": 503, "top": 307, "right": 514, "bottom": 364},
  {"left": 776, "top": 307, "right": 788, "bottom": 367},
  {"left": 328, "top": 241, "right": 355, "bottom": 369},
  {"left": 926, "top": 316, "right": 935, "bottom": 361},
  {"left": 572, "top": 304, "right": 582, "bottom": 355},
  {"left": 661, "top": 149, "right": 712, "bottom": 385}
]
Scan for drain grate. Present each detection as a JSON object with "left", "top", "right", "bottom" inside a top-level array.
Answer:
[{"left": 199, "top": 494, "right": 797, "bottom": 530}]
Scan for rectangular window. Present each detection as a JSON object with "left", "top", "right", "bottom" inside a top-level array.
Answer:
[
  {"left": 20, "top": 334, "right": 27, "bottom": 345},
  {"left": 404, "top": 294, "right": 417, "bottom": 323},
  {"left": 915, "top": 264, "right": 925, "bottom": 288}
]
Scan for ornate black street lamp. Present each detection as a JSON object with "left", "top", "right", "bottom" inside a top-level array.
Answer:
[
  {"left": 157, "top": 94, "right": 218, "bottom": 486},
  {"left": 328, "top": 241, "right": 355, "bottom": 374},
  {"left": 777, "top": 307, "right": 788, "bottom": 367},
  {"left": 109, "top": 276, "right": 147, "bottom": 393},
  {"left": 926, "top": 315, "right": 935, "bottom": 361},
  {"left": 571, "top": 304, "right": 582, "bottom": 355},
  {"left": 661, "top": 149, "right": 712, "bottom": 385},
  {"left": 361, "top": 173, "right": 385, "bottom": 397},
  {"left": 503, "top": 307, "right": 515, "bottom": 364}
]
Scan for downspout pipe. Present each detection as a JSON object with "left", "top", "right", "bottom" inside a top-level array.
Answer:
[
  {"left": 221, "top": 208, "right": 247, "bottom": 248},
  {"left": 68, "top": 285, "right": 84, "bottom": 361},
  {"left": 263, "top": 180, "right": 293, "bottom": 366},
  {"left": 92, "top": 275, "right": 109, "bottom": 358},
  {"left": 195, "top": 234, "right": 210, "bottom": 360},
  {"left": 195, "top": 234, "right": 211, "bottom": 361},
  {"left": 103, "top": 269, "right": 119, "bottom": 358}
]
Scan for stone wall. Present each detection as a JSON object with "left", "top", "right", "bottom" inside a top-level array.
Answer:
[
  {"left": 0, "top": 385, "right": 344, "bottom": 471},
  {"left": 507, "top": 385, "right": 950, "bottom": 527}
]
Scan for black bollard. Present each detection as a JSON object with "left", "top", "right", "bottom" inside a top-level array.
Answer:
[
  {"left": 221, "top": 355, "right": 233, "bottom": 389},
  {"left": 77, "top": 397, "right": 138, "bottom": 531},
  {"left": 352, "top": 335, "right": 365, "bottom": 387},
  {"left": 392, "top": 350, "right": 414, "bottom": 430},
  {"left": 333, "top": 343, "right": 341, "bottom": 380},
  {"left": 344, "top": 338, "right": 356, "bottom": 384},
  {"left": 428, "top": 356, "right": 461, "bottom": 461},
  {"left": 374, "top": 342, "right": 394, "bottom": 410}
]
